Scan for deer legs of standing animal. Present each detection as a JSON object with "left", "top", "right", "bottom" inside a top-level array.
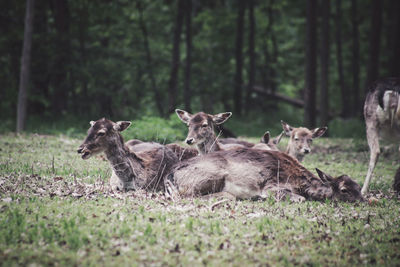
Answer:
[{"left": 362, "top": 122, "right": 381, "bottom": 195}]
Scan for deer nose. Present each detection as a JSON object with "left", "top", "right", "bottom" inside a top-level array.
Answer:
[
  {"left": 77, "top": 146, "right": 84, "bottom": 153},
  {"left": 186, "top": 138, "right": 195, "bottom": 145},
  {"left": 304, "top": 148, "right": 310, "bottom": 154}
]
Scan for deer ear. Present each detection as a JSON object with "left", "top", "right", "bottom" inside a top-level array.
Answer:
[
  {"left": 114, "top": 121, "right": 131, "bottom": 132},
  {"left": 312, "top": 127, "right": 327, "bottom": 138},
  {"left": 261, "top": 131, "right": 270, "bottom": 144},
  {"left": 212, "top": 112, "right": 232, "bottom": 125},
  {"left": 90, "top": 121, "right": 96, "bottom": 127},
  {"left": 281, "top": 121, "right": 293, "bottom": 136},
  {"left": 175, "top": 109, "right": 192, "bottom": 125},
  {"left": 316, "top": 168, "right": 333, "bottom": 183},
  {"left": 273, "top": 131, "right": 284, "bottom": 145}
]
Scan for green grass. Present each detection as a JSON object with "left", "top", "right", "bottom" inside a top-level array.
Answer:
[{"left": 1, "top": 133, "right": 400, "bottom": 266}]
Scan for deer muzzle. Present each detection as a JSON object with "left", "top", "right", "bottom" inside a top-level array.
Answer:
[{"left": 77, "top": 145, "right": 91, "bottom": 159}]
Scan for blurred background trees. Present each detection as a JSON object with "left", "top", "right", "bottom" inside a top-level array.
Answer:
[{"left": 2, "top": 0, "right": 399, "bottom": 136}]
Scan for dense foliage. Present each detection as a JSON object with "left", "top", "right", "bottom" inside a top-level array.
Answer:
[{"left": 1, "top": 0, "right": 399, "bottom": 135}]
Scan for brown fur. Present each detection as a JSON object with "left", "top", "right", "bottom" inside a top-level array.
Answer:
[
  {"left": 78, "top": 118, "right": 178, "bottom": 191},
  {"left": 281, "top": 121, "right": 327, "bottom": 162},
  {"left": 363, "top": 78, "right": 400, "bottom": 194},
  {"left": 165, "top": 143, "right": 199, "bottom": 161},
  {"left": 175, "top": 109, "right": 232, "bottom": 155},
  {"left": 166, "top": 148, "right": 363, "bottom": 202},
  {"left": 220, "top": 131, "right": 283, "bottom": 151}
]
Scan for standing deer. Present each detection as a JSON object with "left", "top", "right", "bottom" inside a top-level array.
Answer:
[
  {"left": 362, "top": 77, "right": 400, "bottom": 195},
  {"left": 77, "top": 118, "right": 178, "bottom": 191},
  {"left": 166, "top": 148, "right": 364, "bottom": 202},
  {"left": 281, "top": 121, "right": 327, "bottom": 162},
  {"left": 175, "top": 109, "right": 233, "bottom": 155}
]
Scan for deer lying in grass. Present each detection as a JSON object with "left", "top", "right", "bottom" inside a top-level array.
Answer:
[
  {"left": 281, "top": 121, "right": 327, "bottom": 162},
  {"left": 77, "top": 118, "right": 178, "bottom": 191},
  {"left": 176, "top": 109, "right": 283, "bottom": 155},
  {"left": 175, "top": 109, "right": 234, "bottom": 154},
  {"left": 165, "top": 143, "right": 199, "bottom": 161},
  {"left": 362, "top": 77, "right": 400, "bottom": 195},
  {"left": 165, "top": 148, "right": 364, "bottom": 202},
  {"left": 219, "top": 131, "right": 284, "bottom": 151}
]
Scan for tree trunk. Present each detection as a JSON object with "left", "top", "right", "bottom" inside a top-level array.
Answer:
[
  {"left": 183, "top": 0, "right": 193, "bottom": 112},
  {"left": 365, "top": 0, "right": 382, "bottom": 88},
  {"left": 269, "top": 0, "right": 278, "bottom": 95},
  {"left": 320, "top": 0, "right": 330, "bottom": 128},
  {"left": 77, "top": 1, "right": 89, "bottom": 114},
  {"left": 233, "top": 0, "right": 245, "bottom": 116},
  {"left": 304, "top": 0, "right": 317, "bottom": 128},
  {"left": 16, "top": 0, "right": 35, "bottom": 132},
  {"left": 138, "top": 2, "right": 164, "bottom": 117},
  {"left": 167, "top": 0, "right": 185, "bottom": 114},
  {"left": 335, "top": 0, "right": 349, "bottom": 118},
  {"left": 51, "top": 0, "right": 70, "bottom": 115},
  {"left": 389, "top": 0, "right": 400, "bottom": 77},
  {"left": 351, "top": 0, "right": 360, "bottom": 116},
  {"left": 245, "top": 0, "right": 255, "bottom": 113}
]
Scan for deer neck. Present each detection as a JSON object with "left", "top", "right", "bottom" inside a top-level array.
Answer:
[
  {"left": 197, "top": 135, "right": 222, "bottom": 155},
  {"left": 104, "top": 133, "right": 142, "bottom": 185},
  {"left": 303, "top": 173, "right": 333, "bottom": 200},
  {"left": 280, "top": 154, "right": 333, "bottom": 200},
  {"left": 286, "top": 141, "right": 304, "bottom": 162}
]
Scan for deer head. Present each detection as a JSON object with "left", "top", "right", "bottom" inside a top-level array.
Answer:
[
  {"left": 175, "top": 109, "right": 232, "bottom": 147},
  {"left": 316, "top": 168, "right": 364, "bottom": 202},
  {"left": 281, "top": 121, "right": 327, "bottom": 161},
  {"left": 253, "top": 131, "right": 284, "bottom": 151},
  {"left": 77, "top": 118, "right": 131, "bottom": 159}
]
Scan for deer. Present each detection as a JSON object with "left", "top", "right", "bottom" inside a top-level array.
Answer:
[
  {"left": 77, "top": 118, "right": 178, "bottom": 191},
  {"left": 175, "top": 109, "right": 234, "bottom": 155},
  {"left": 175, "top": 109, "right": 283, "bottom": 155},
  {"left": 281, "top": 121, "right": 327, "bottom": 162},
  {"left": 165, "top": 148, "right": 364, "bottom": 202},
  {"left": 362, "top": 77, "right": 400, "bottom": 195},
  {"left": 219, "top": 131, "right": 284, "bottom": 151}
]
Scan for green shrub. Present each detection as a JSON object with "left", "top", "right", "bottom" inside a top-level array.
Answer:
[{"left": 328, "top": 118, "right": 365, "bottom": 138}]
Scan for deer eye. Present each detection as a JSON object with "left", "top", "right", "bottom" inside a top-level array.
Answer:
[
  {"left": 97, "top": 131, "right": 106, "bottom": 137},
  {"left": 308, "top": 139, "right": 313, "bottom": 143}
]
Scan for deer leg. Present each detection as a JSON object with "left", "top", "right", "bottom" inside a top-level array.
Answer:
[{"left": 362, "top": 123, "right": 380, "bottom": 195}]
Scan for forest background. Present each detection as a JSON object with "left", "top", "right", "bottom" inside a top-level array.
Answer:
[{"left": 3, "top": 0, "right": 399, "bottom": 140}]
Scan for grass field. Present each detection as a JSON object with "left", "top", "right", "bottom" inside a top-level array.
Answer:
[{"left": 1, "top": 132, "right": 400, "bottom": 266}]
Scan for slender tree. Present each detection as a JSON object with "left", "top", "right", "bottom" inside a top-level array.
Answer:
[
  {"left": 389, "top": 0, "right": 400, "bottom": 77},
  {"left": 51, "top": 0, "right": 70, "bottom": 114},
  {"left": 138, "top": 2, "right": 164, "bottom": 117},
  {"left": 335, "top": 0, "right": 350, "bottom": 117},
  {"left": 351, "top": 0, "right": 360, "bottom": 116},
  {"left": 245, "top": 0, "right": 256, "bottom": 112},
  {"left": 304, "top": 0, "right": 317, "bottom": 128},
  {"left": 320, "top": 0, "right": 330, "bottom": 128},
  {"left": 365, "top": 0, "right": 382, "bottom": 88},
  {"left": 167, "top": 0, "right": 185, "bottom": 114},
  {"left": 16, "top": 0, "right": 35, "bottom": 132},
  {"left": 234, "top": 0, "right": 245, "bottom": 116},
  {"left": 183, "top": 0, "right": 193, "bottom": 112}
]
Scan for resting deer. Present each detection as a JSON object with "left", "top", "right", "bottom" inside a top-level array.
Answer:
[
  {"left": 175, "top": 109, "right": 234, "bottom": 155},
  {"left": 219, "top": 131, "right": 284, "bottom": 151},
  {"left": 362, "top": 77, "right": 400, "bottom": 195},
  {"left": 166, "top": 148, "right": 364, "bottom": 202},
  {"left": 281, "top": 121, "right": 327, "bottom": 162},
  {"left": 77, "top": 118, "right": 178, "bottom": 191}
]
